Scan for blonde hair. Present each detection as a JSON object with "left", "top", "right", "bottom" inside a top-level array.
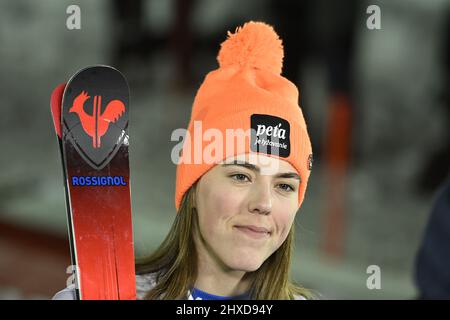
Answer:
[{"left": 136, "top": 182, "right": 313, "bottom": 299}]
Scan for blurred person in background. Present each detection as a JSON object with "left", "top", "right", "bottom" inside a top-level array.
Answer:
[{"left": 415, "top": 176, "right": 450, "bottom": 299}]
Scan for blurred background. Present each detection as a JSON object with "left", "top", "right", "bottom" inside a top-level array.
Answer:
[{"left": 0, "top": 0, "right": 449, "bottom": 299}]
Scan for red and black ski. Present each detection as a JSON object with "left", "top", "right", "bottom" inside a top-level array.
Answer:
[{"left": 50, "top": 66, "right": 136, "bottom": 300}]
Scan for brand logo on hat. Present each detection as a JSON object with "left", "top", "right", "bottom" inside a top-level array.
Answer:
[
  {"left": 250, "top": 114, "right": 290, "bottom": 158},
  {"left": 307, "top": 154, "right": 313, "bottom": 170}
]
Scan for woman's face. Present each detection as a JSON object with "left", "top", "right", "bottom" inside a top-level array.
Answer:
[{"left": 194, "top": 153, "right": 301, "bottom": 272}]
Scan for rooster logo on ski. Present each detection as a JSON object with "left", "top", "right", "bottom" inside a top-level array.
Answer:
[{"left": 69, "top": 91, "right": 125, "bottom": 148}]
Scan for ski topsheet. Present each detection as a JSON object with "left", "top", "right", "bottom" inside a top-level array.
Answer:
[{"left": 50, "top": 66, "right": 136, "bottom": 299}]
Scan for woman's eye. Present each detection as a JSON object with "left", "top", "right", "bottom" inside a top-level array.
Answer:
[
  {"left": 278, "top": 183, "right": 295, "bottom": 192},
  {"left": 230, "top": 174, "right": 250, "bottom": 182}
]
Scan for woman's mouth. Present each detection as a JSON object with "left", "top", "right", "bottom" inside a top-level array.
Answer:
[{"left": 234, "top": 225, "right": 271, "bottom": 240}]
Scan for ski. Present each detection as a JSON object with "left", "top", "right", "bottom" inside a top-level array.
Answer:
[{"left": 50, "top": 65, "right": 136, "bottom": 299}]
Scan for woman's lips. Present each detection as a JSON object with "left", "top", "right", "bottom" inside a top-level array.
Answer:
[{"left": 234, "top": 225, "right": 271, "bottom": 239}]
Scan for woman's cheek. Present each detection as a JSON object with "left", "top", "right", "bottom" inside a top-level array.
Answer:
[
  {"left": 200, "top": 185, "right": 243, "bottom": 236},
  {"left": 274, "top": 207, "right": 296, "bottom": 243},
  {"left": 211, "top": 184, "right": 243, "bottom": 218}
]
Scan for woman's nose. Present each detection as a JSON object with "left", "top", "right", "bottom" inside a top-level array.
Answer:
[{"left": 248, "top": 182, "right": 272, "bottom": 215}]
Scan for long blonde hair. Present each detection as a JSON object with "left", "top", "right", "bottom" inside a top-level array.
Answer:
[{"left": 135, "top": 181, "right": 313, "bottom": 299}]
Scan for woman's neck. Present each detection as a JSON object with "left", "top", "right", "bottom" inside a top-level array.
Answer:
[{"left": 194, "top": 263, "right": 251, "bottom": 297}]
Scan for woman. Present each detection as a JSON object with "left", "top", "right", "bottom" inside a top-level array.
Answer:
[
  {"left": 136, "top": 20, "right": 314, "bottom": 300},
  {"left": 54, "top": 20, "right": 314, "bottom": 300}
]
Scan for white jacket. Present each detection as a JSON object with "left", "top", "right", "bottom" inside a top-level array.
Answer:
[{"left": 52, "top": 272, "right": 306, "bottom": 300}]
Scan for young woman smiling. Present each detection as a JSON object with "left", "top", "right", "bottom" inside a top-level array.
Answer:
[
  {"left": 53, "top": 20, "right": 314, "bottom": 300},
  {"left": 135, "top": 21, "right": 314, "bottom": 300}
]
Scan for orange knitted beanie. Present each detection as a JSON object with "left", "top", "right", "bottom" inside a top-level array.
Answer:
[{"left": 174, "top": 21, "right": 313, "bottom": 211}]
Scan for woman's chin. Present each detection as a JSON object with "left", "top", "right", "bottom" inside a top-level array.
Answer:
[{"left": 224, "top": 254, "right": 266, "bottom": 272}]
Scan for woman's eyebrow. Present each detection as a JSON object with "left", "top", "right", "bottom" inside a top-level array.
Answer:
[
  {"left": 275, "top": 172, "right": 301, "bottom": 181},
  {"left": 222, "top": 161, "right": 301, "bottom": 181},
  {"left": 222, "top": 161, "right": 260, "bottom": 172}
]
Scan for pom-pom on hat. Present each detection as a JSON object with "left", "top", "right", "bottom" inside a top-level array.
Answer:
[
  {"left": 217, "top": 21, "right": 284, "bottom": 74},
  {"left": 175, "top": 21, "right": 313, "bottom": 211}
]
